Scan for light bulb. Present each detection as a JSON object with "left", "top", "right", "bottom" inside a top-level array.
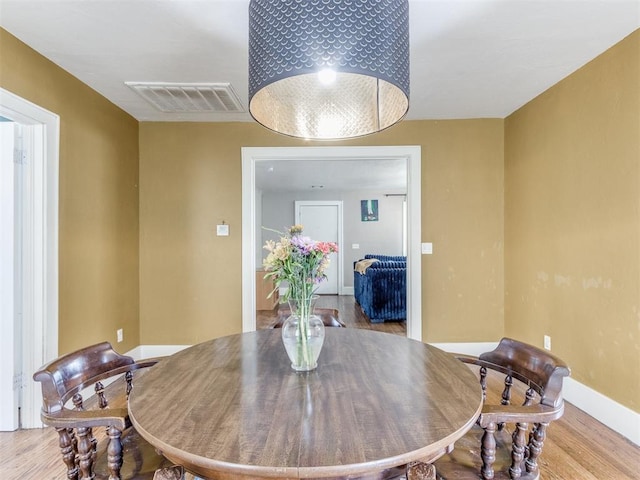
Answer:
[{"left": 317, "top": 69, "right": 336, "bottom": 85}]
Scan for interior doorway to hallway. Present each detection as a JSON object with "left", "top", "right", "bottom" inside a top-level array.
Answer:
[
  {"left": 0, "top": 88, "right": 59, "bottom": 430},
  {"left": 241, "top": 146, "right": 422, "bottom": 341}
]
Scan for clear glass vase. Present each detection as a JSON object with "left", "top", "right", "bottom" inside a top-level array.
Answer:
[{"left": 281, "top": 295, "right": 325, "bottom": 371}]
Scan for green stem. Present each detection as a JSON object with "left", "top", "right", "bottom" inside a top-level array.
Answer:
[{"left": 297, "top": 281, "right": 312, "bottom": 368}]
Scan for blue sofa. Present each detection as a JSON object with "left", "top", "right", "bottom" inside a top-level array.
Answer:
[{"left": 353, "top": 254, "right": 406, "bottom": 323}]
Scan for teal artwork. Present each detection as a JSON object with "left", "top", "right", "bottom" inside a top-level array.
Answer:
[{"left": 361, "top": 200, "right": 379, "bottom": 221}]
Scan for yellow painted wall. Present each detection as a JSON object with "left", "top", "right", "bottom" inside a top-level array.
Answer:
[
  {"left": 0, "top": 29, "right": 141, "bottom": 354},
  {"left": 505, "top": 30, "right": 639, "bottom": 411},
  {"left": 139, "top": 119, "right": 505, "bottom": 344}
]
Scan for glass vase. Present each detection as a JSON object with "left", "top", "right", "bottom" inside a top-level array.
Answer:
[{"left": 281, "top": 295, "right": 325, "bottom": 371}]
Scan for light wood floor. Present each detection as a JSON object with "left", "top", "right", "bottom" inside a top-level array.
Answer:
[{"left": 2, "top": 295, "right": 637, "bottom": 480}]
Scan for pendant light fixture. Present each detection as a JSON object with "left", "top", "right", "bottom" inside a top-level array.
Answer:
[{"left": 248, "top": 0, "right": 410, "bottom": 140}]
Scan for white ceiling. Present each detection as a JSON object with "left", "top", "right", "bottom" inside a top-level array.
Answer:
[
  {"left": 255, "top": 158, "right": 408, "bottom": 193},
  {"left": 1, "top": 0, "right": 638, "bottom": 191}
]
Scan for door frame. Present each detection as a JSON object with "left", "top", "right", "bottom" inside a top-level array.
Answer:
[
  {"left": 0, "top": 88, "right": 59, "bottom": 429},
  {"left": 241, "top": 146, "right": 422, "bottom": 341},
  {"left": 294, "top": 200, "right": 344, "bottom": 295}
]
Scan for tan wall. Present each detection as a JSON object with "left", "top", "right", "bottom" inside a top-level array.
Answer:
[
  {"left": 0, "top": 29, "right": 141, "bottom": 354},
  {"left": 505, "top": 30, "right": 640, "bottom": 411},
  {"left": 139, "top": 119, "right": 505, "bottom": 344}
]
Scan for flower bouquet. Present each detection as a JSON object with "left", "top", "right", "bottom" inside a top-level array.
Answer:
[{"left": 263, "top": 225, "right": 338, "bottom": 371}]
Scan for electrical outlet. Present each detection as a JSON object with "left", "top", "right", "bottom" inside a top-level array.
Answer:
[
  {"left": 544, "top": 335, "right": 551, "bottom": 351},
  {"left": 117, "top": 328, "right": 123, "bottom": 343}
]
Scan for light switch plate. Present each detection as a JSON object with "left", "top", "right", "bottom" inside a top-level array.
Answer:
[
  {"left": 421, "top": 242, "right": 433, "bottom": 254},
  {"left": 216, "top": 224, "right": 229, "bottom": 236}
]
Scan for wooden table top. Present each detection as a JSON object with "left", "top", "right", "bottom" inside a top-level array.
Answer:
[{"left": 128, "top": 329, "right": 482, "bottom": 480}]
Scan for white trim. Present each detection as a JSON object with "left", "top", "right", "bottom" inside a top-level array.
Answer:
[
  {"left": 127, "top": 345, "right": 190, "bottom": 360},
  {"left": 241, "top": 150, "right": 257, "bottom": 333},
  {"left": 430, "top": 342, "right": 500, "bottom": 357},
  {"left": 433, "top": 341, "right": 640, "bottom": 446},
  {"left": 405, "top": 149, "right": 421, "bottom": 341},
  {"left": 563, "top": 377, "right": 639, "bottom": 446},
  {"left": 242, "top": 146, "right": 422, "bottom": 341},
  {"left": 342, "top": 287, "right": 354, "bottom": 296},
  {"left": 0, "top": 88, "right": 59, "bottom": 429}
]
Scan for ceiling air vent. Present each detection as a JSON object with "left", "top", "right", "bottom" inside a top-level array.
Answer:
[{"left": 125, "top": 82, "right": 244, "bottom": 113}]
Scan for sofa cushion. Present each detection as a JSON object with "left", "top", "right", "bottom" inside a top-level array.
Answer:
[
  {"left": 354, "top": 255, "right": 406, "bottom": 323},
  {"left": 364, "top": 254, "right": 406, "bottom": 262}
]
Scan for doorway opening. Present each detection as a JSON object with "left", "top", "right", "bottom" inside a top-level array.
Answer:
[
  {"left": 241, "top": 146, "right": 422, "bottom": 340},
  {"left": 0, "top": 88, "right": 59, "bottom": 430}
]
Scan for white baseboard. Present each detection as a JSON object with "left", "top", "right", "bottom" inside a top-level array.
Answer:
[
  {"left": 562, "top": 377, "right": 639, "bottom": 446},
  {"left": 129, "top": 341, "right": 639, "bottom": 446},
  {"left": 341, "top": 287, "right": 354, "bottom": 295},
  {"left": 126, "top": 345, "right": 190, "bottom": 360},
  {"left": 430, "top": 342, "right": 499, "bottom": 357},
  {"left": 432, "top": 341, "right": 639, "bottom": 446}
]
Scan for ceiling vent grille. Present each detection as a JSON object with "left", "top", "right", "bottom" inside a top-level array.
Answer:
[{"left": 125, "top": 82, "right": 244, "bottom": 113}]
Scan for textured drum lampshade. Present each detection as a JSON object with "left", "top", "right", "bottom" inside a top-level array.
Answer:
[{"left": 248, "top": 0, "right": 410, "bottom": 140}]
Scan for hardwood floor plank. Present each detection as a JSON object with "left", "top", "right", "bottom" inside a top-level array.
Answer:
[
  {"left": 542, "top": 404, "right": 639, "bottom": 480},
  {"left": 0, "top": 427, "right": 63, "bottom": 479}
]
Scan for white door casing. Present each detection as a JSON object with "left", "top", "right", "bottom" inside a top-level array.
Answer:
[
  {"left": 0, "top": 88, "right": 59, "bottom": 429},
  {"left": 242, "top": 146, "right": 422, "bottom": 341}
]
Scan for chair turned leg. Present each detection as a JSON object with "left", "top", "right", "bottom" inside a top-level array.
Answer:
[
  {"left": 509, "top": 422, "right": 527, "bottom": 479},
  {"left": 525, "top": 422, "right": 548, "bottom": 476},
  {"left": 106, "top": 425, "right": 124, "bottom": 480},
  {"left": 406, "top": 461, "right": 436, "bottom": 480},
  {"left": 77, "top": 426, "right": 95, "bottom": 479},
  {"left": 481, "top": 421, "right": 497, "bottom": 480},
  {"left": 56, "top": 427, "right": 79, "bottom": 480}
]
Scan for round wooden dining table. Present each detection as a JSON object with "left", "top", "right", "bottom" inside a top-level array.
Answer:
[{"left": 128, "top": 328, "right": 482, "bottom": 480}]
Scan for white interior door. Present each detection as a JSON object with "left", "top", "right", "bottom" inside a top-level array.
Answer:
[
  {"left": 295, "top": 201, "right": 342, "bottom": 295},
  {"left": 0, "top": 121, "right": 19, "bottom": 431}
]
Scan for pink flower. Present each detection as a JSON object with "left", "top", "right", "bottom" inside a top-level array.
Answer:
[{"left": 315, "top": 241, "right": 338, "bottom": 254}]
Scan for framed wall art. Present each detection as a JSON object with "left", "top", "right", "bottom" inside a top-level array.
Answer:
[{"left": 361, "top": 199, "right": 379, "bottom": 222}]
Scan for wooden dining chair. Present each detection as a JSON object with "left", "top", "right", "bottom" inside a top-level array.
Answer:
[
  {"left": 434, "top": 337, "right": 571, "bottom": 480},
  {"left": 33, "top": 341, "right": 179, "bottom": 480}
]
